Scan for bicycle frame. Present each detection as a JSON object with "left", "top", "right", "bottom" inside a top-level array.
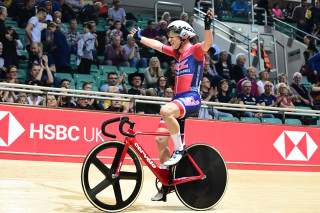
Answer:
[{"left": 113, "top": 128, "right": 205, "bottom": 186}]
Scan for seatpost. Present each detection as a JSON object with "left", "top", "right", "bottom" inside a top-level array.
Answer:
[{"left": 178, "top": 119, "right": 186, "bottom": 146}]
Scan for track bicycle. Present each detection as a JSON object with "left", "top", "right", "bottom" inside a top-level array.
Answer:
[{"left": 81, "top": 116, "right": 228, "bottom": 212}]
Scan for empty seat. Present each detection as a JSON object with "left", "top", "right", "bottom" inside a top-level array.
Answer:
[
  {"left": 240, "top": 117, "right": 261, "bottom": 122},
  {"left": 285, "top": 118, "right": 302, "bottom": 125},
  {"left": 119, "top": 66, "right": 137, "bottom": 74},
  {"left": 261, "top": 118, "right": 282, "bottom": 124},
  {"left": 219, "top": 117, "right": 239, "bottom": 121},
  {"left": 100, "top": 65, "right": 118, "bottom": 75}
]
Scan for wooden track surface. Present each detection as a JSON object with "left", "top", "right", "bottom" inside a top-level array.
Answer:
[{"left": 0, "top": 159, "right": 320, "bottom": 213}]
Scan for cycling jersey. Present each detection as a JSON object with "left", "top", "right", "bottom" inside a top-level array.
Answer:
[{"left": 163, "top": 43, "right": 206, "bottom": 95}]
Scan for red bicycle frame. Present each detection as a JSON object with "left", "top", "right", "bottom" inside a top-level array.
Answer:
[{"left": 113, "top": 127, "right": 205, "bottom": 186}]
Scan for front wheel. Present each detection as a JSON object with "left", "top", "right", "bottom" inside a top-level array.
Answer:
[
  {"left": 174, "top": 143, "right": 228, "bottom": 210},
  {"left": 81, "top": 140, "right": 144, "bottom": 212}
]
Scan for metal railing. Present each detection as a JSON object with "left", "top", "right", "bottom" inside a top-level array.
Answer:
[
  {"left": 273, "top": 17, "right": 320, "bottom": 44},
  {"left": 252, "top": 6, "right": 268, "bottom": 26},
  {"left": 1, "top": 83, "right": 320, "bottom": 125},
  {"left": 154, "top": 1, "right": 184, "bottom": 24}
]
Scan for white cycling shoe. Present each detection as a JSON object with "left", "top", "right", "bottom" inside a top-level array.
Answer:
[
  {"left": 151, "top": 191, "right": 165, "bottom": 201},
  {"left": 163, "top": 150, "right": 185, "bottom": 166}
]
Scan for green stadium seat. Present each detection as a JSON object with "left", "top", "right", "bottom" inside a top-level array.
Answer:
[
  {"left": 240, "top": 117, "right": 261, "bottom": 122},
  {"left": 90, "top": 67, "right": 101, "bottom": 75},
  {"left": 97, "top": 56, "right": 105, "bottom": 64},
  {"left": 219, "top": 117, "right": 239, "bottom": 121},
  {"left": 55, "top": 73, "right": 73, "bottom": 80},
  {"left": 119, "top": 66, "right": 137, "bottom": 74},
  {"left": 285, "top": 118, "right": 302, "bottom": 125},
  {"left": 5, "top": 20, "right": 18, "bottom": 28},
  {"left": 138, "top": 68, "right": 146, "bottom": 73},
  {"left": 230, "top": 88, "right": 237, "bottom": 98},
  {"left": 18, "top": 50, "right": 29, "bottom": 58},
  {"left": 15, "top": 28, "right": 26, "bottom": 35},
  {"left": 261, "top": 118, "right": 282, "bottom": 124}
]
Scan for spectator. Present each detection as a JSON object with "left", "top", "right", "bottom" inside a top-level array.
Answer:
[
  {"left": 154, "top": 76, "right": 167, "bottom": 97},
  {"left": 232, "top": 53, "right": 246, "bottom": 82},
  {"left": 44, "top": 1, "right": 53, "bottom": 22},
  {"left": 2, "top": 66, "right": 18, "bottom": 103},
  {"left": 105, "top": 96, "right": 124, "bottom": 112},
  {"left": 47, "top": 22, "right": 71, "bottom": 73},
  {"left": 141, "top": 20, "right": 159, "bottom": 39},
  {"left": 15, "top": 94, "right": 29, "bottom": 104},
  {"left": 276, "top": 83, "right": 295, "bottom": 109},
  {"left": 201, "top": 76, "right": 233, "bottom": 119},
  {"left": 237, "top": 67, "right": 259, "bottom": 96},
  {"left": 77, "top": 22, "right": 95, "bottom": 74},
  {"left": 158, "top": 20, "right": 168, "bottom": 39},
  {"left": 103, "top": 35, "right": 129, "bottom": 67},
  {"left": 109, "top": 20, "right": 124, "bottom": 43},
  {"left": 57, "top": 86, "right": 76, "bottom": 107},
  {"left": 100, "top": 71, "right": 128, "bottom": 93},
  {"left": 60, "top": 78, "right": 71, "bottom": 89},
  {"left": 275, "top": 73, "right": 297, "bottom": 101},
  {"left": 304, "top": 35, "right": 319, "bottom": 57},
  {"left": 144, "top": 56, "right": 163, "bottom": 88},
  {"left": 82, "top": 81, "right": 104, "bottom": 110},
  {"left": 164, "top": 60, "right": 175, "bottom": 89},
  {"left": 215, "top": 50, "right": 237, "bottom": 86},
  {"left": 237, "top": 80, "right": 263, "bottom": 118},
  {"left": 0, "top": 6, "right": 18, "bottom": 67},
  {"left": 157, "top": 12, "right": 170, "bottom": 29},
  {"left": 27, "top": 42, "right": 60, "bottom": 87},
  {"left": 59, "top": 0, "right": 76, "bottom": 22},
  {"left": 78, "top": 2, "right": 102, "bottom": 24},
  {"left": 0, "top": 42, "right": 10, "bottom": 79},
  {"left": 6, "top": 26, "right": 24, "bottom": 60},
  {"left": 310, "top": 76, "right": 320, "bottom": 105},
  {"left": 257, "top": 81, "right": 281, "bottom": 117},
  {"left": 251, "top": 37, "right": 271, "bottom": 70},
  {"left": 40, "top": 0, "right": 59, "bottom": 12},
  {"left": 123, "top": 34, "right": 148, "bottom": 69},
  {"left": 26, "top": 62, "right": 54, "bottom": 86},
  {"left": 43, "top": 94, "right": 58, "bottom": 107},
  {"left": 6, "top": 65, "right": 21, "bottom": 84},
  {"left": 74, "top": 97, "right": 91, "bottom": 109},
  {"left": 88, "top": 20, "right": 99, "bottom": 58},
  {"left": 180, "top": 12, "right": 188, "bottom": 22},
  {"left": 163, "top": 87, "right": 173, "bottom": 98},
  {"left": 290, "top": 72, "right": 314, "bottom": 106},
  {"left": 305, "top": 0, "right": 320, "bottom": 34},
  {"left": 25, "top": 8, "right": 47, "bottom": 55},
  {"left": 128, "top": 71, "right": 145, "bottom": 113},
  {"left": 231, "top": 0, "right": 250, "bottom": 18},
  {"left": 217, "top": 79, "right": 240, "bottom": 104},
  {"left": 292, "top": 0, "right": 308, "bottom": 42},
  {"left": 28, "top": 79, "right": 44, "bottom": 105},
  {"left": 308, "top": 52, "right": 320, "bottom": 84},
  {"left": 271, "top": 3, "right": 286, "bottom": 20},
  {"left": 215, "top": 0, "right": 229, "bottom": 19},
  {"left": 141, "top": 88, "right": 161, "bottom": 114},
  {"left": 282, "top": 2, "right": 294, "bottom": 23},
  {"left": 16, "top": 0, "right": 36, "bottom": 28},
  {"left": 257, "top": 69, "right": 274, "bottom": 95},
  {"left": 65, "top": 19, "right": 80, "bottom": 54},
  {"left": 108, "top": 0, "right": 126, "bottom": 25}
]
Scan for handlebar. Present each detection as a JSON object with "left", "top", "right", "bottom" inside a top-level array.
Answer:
[{"left": 101, "top": 116, "right": 135, "bottom": 138}]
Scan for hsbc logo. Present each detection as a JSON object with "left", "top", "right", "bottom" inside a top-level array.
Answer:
[
  {"left": 0, "top": 111, "right": 25, "bottom": 147},
  {"left": 273, "top": 131, "right": 318, "bottom": 161}
]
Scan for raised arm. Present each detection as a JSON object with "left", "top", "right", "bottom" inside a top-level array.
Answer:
[
  {"left": 200, "top": 9, "right": 214, "bottom": 52},
  {"left": 130, "top": 28, "right": 164, "bottom": 53}
]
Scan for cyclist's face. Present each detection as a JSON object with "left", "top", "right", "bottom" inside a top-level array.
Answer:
[{"left": 168, "top": 34, "right": 181, "bottom": 50}]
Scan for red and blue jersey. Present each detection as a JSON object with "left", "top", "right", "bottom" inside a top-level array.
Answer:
[{"left": 163, "top": 43, "right": 206, "bottom": 95}]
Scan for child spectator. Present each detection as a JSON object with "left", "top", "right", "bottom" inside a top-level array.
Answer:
[{"left": 77, "top": 22, "right": 95, "bottom": 74}]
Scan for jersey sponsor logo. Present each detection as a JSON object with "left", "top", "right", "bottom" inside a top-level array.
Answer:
[
  {"left": 180, "top": 96, "right": 200, "bottom": 106},
  {"left": 175, "top": 58, "right": 189, "bottom": 71},
  {"left": 273, "top": 131, "right": 318, "bottom": 161},
  {"left": 0, "top": 111, "right": 25, "bottom": 147}
]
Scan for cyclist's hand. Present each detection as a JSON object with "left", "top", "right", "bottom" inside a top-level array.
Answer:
[
  {"left": 204, "top": 9, "right": 214, "bottom": 30},
  {"left": 130, "top": 28, "right": 142, "bottom": 41}
]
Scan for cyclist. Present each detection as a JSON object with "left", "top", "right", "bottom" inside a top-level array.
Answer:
[{"left": 131, "top": 9, "right": 214, "bottom": 201}]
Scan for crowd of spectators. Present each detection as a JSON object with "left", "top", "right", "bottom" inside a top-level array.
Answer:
[{"left": 0, "top": 0, "right": 319, "bottom": 125}]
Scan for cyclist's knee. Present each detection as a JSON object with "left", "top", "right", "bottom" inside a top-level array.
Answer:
[
  {"left": 155, "top": 136, "right": 169, "bottom": 146},
  {"left": 160, "top": 104, "right": 179, "bottom": 119}
]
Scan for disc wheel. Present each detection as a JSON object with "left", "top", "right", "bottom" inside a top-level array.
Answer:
[
  {"left": 81, "top": 140, "right": 143, "bottom": 212},
  {"left": 174, "top": 143, "right": 228, "bottom": 210}
]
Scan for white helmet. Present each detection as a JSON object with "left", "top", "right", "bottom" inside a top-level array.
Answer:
[{"left": 167, "top": 20, "right": 196, "bottom": 39}]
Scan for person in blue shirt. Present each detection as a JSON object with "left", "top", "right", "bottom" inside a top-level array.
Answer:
[
  {"left": 258, "top": 81, "right": 282, "bottom": 118},
  {"left": 309, "top": 52, "right": 320, "bottom": 77},
  {"left": 231, "top": 0, "right": 250, "bottom": 18}
]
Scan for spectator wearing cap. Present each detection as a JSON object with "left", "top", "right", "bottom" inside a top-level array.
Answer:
[
  {"left": 128, "top": 71, "right": 145, "bottom": 113},
  {"left": 123, "top": 35, "right": 147, "bottom": 69}
]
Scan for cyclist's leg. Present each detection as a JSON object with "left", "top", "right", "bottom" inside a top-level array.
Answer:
[{"left": 154, "top": 127, "right": 170, "bottom": 166}]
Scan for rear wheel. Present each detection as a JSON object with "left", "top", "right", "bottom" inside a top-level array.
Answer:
[
  {"left": 81, "top": 140, "right": 143, "bottom": 212},
  {"left": 174, "top": 143, "right": 228, "bottom": 210}
]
